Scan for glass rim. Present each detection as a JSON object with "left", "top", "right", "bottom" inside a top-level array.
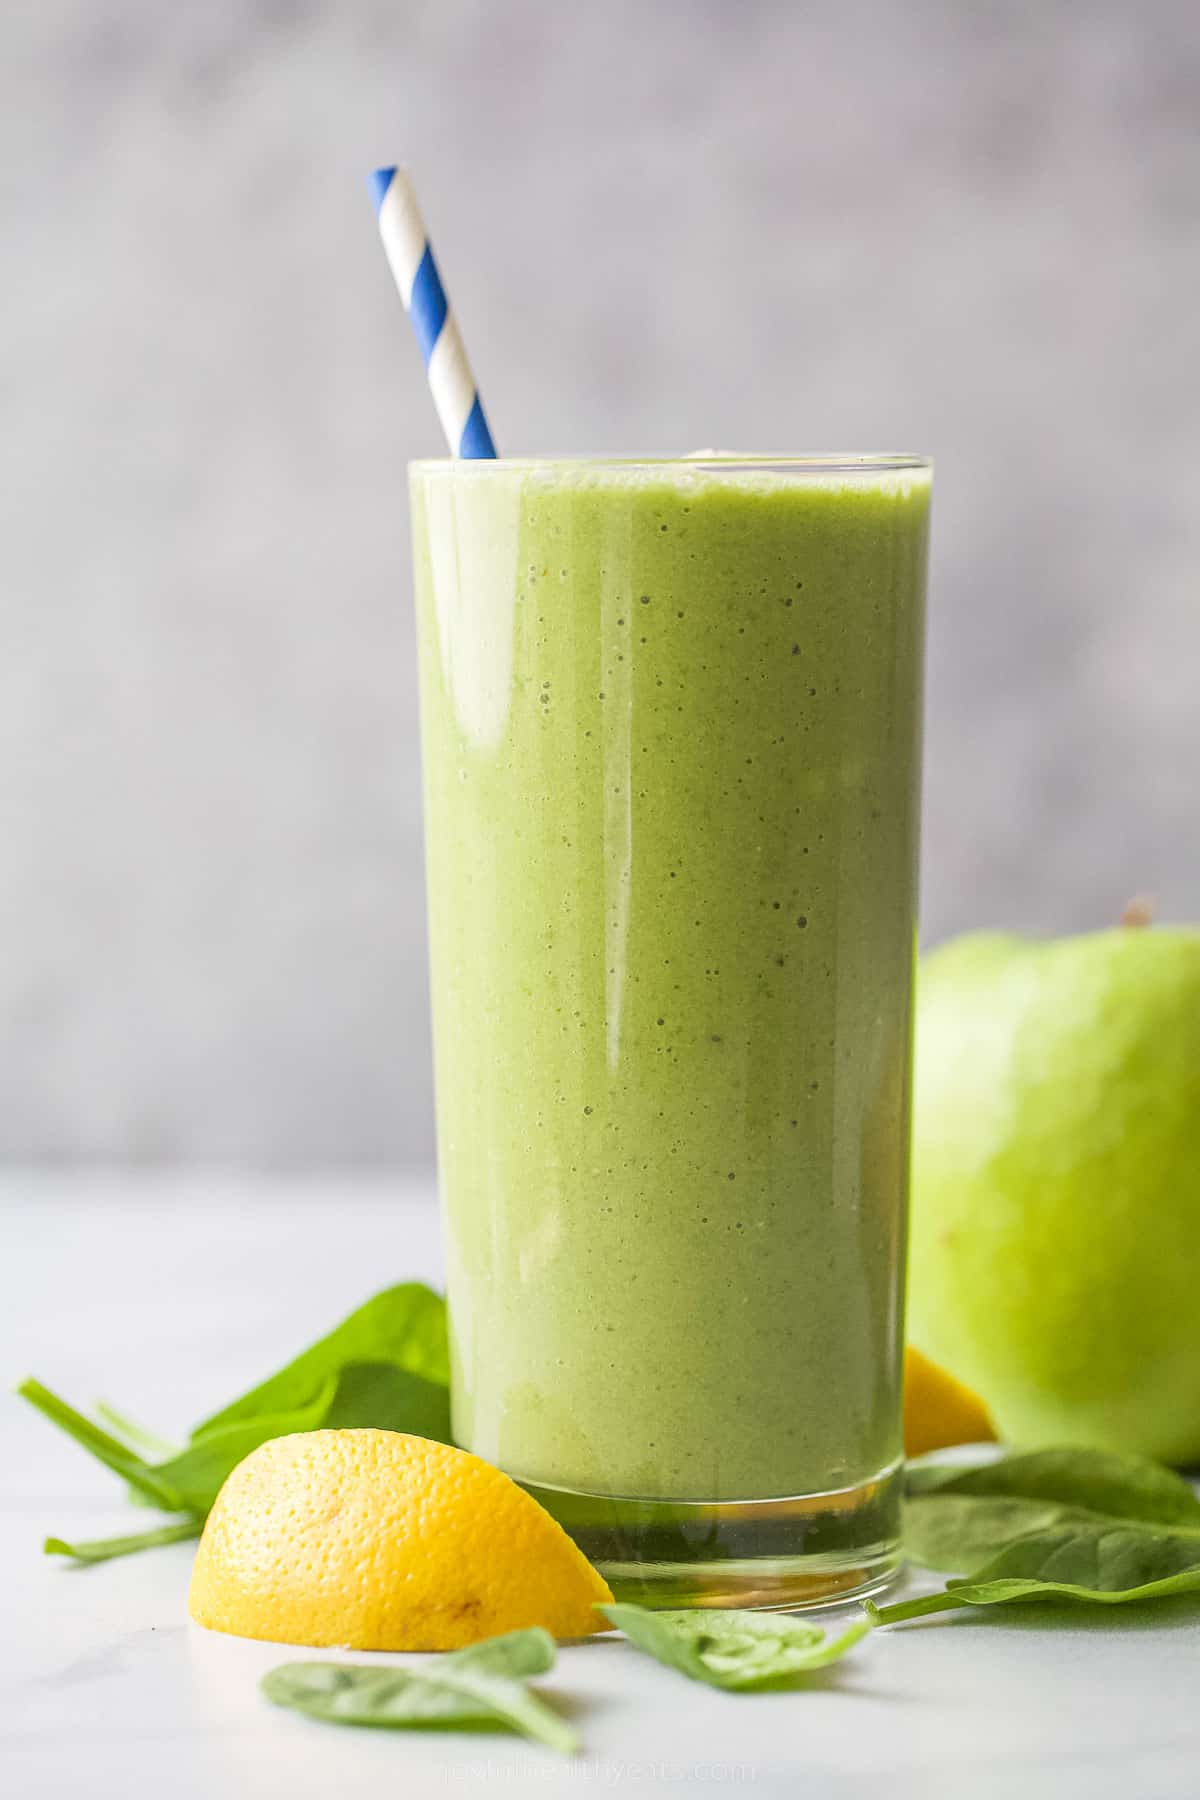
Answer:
[{"left": 409, "top": 452, "right": 932, "bottom": 476}]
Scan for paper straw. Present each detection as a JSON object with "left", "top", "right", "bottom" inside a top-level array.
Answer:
[{"left": 368, "top": 166, "right": 497, "bottom": 459}]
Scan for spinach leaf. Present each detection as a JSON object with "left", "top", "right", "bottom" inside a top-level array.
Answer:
[
  {"left": 903, "top": 1446, "right": 1200, "bottom": 1576},
  {"left": 44, "top": 1520, "right": 204, "bottom": 1563},
  {"left": 194, "top": 1284, "right": 448, "bottom": 1437},
  {"left": 871, "top": 1558, "right": 1200, "bottom": 1624},
  {"left": 903, "top": 1493, "right": 1070, "bottom": 1572},
  {"left": 263, "top": 1663, "right": 495, "bottom": 1730},
  {"left": 261, "top": 1629, "right": 575, "bottom": 1755},
  {"left": 19, "top": 1286, "right": 454, "bottom": 1563},
  {"left": 875, "top": 1445, "right": 1200, "bottom": 1623},
  {"left": 600, "top": 1604, "right": 870, "bottom": 1690},
  {"left": 909, "top": 1447, "right": 1200, "bottom": 1532},
  {"left": 322, "top": 1361, "right": 452, "bottom": 1440}
]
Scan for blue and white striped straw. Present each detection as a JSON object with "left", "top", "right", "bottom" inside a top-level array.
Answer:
[{"left": 369, "top": 166, "right": 497, "bottom": 460}]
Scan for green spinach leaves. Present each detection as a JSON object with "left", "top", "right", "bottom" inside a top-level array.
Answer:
[
  {"left": 262, "top": 1628, "right": 577, "bottom": 1754},
  {"left": 874, "top": 1447, "right": 1200, "bottom": 1623},
  {"left": 19, "top": 1284, "right": 452, "bottom": 1561},
  {"left": 600, "top": 1604, "right": 870, "bottom": 1689}
]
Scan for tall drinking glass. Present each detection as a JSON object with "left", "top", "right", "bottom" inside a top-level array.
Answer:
[{"left": 410, "top": 456, "right": 930, "bottom": 1607}]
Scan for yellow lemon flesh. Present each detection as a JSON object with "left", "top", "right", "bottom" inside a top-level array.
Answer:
[
  {"left": 904, "top": 1345, "right": 997, "bottom": 1459},
  {"left": 188, "top": 1428, "right": 612, "bottom": 1651}
]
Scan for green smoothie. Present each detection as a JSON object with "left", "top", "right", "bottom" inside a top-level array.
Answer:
[{"left": 410, "top": 458, "right": 929, "bottom": 1511}]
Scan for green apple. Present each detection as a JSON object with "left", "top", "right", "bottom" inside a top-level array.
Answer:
[{"left": 907, "top": 926, "right": 1200, "bottom": 1463}]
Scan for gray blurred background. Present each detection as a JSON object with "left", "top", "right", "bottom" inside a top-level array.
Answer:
[{"left": 5, "top": 0, "right": 1198, "bottom": 1167}]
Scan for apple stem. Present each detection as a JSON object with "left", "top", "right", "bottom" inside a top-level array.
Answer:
[{"left": 1120, "top": 896, "right": 1155, "bottom": 928}]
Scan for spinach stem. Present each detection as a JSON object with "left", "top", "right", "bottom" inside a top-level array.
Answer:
[
  {"left": 866, "top": 1590, "right": 971, "bottom": 1626},
  {"left": 45, "top": 1520, "right": 204, "bottom": 1563}
]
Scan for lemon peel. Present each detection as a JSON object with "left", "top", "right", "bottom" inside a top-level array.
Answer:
[{"left": 188, "top": 1428, "right": 612, "bottom": 1651}]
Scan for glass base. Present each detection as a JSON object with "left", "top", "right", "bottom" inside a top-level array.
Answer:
[{"left": 521, "top": 1460, "right": 903, "bottom": 1611}]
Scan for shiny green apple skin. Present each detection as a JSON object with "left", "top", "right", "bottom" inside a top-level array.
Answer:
[{"left": 908, "top": 928, "right": 1200, "bottom": 1463}]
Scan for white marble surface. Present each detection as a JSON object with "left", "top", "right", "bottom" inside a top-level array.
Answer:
[{"left": 4, "top": 1173, "right": 1200, "bottom": 1799}]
